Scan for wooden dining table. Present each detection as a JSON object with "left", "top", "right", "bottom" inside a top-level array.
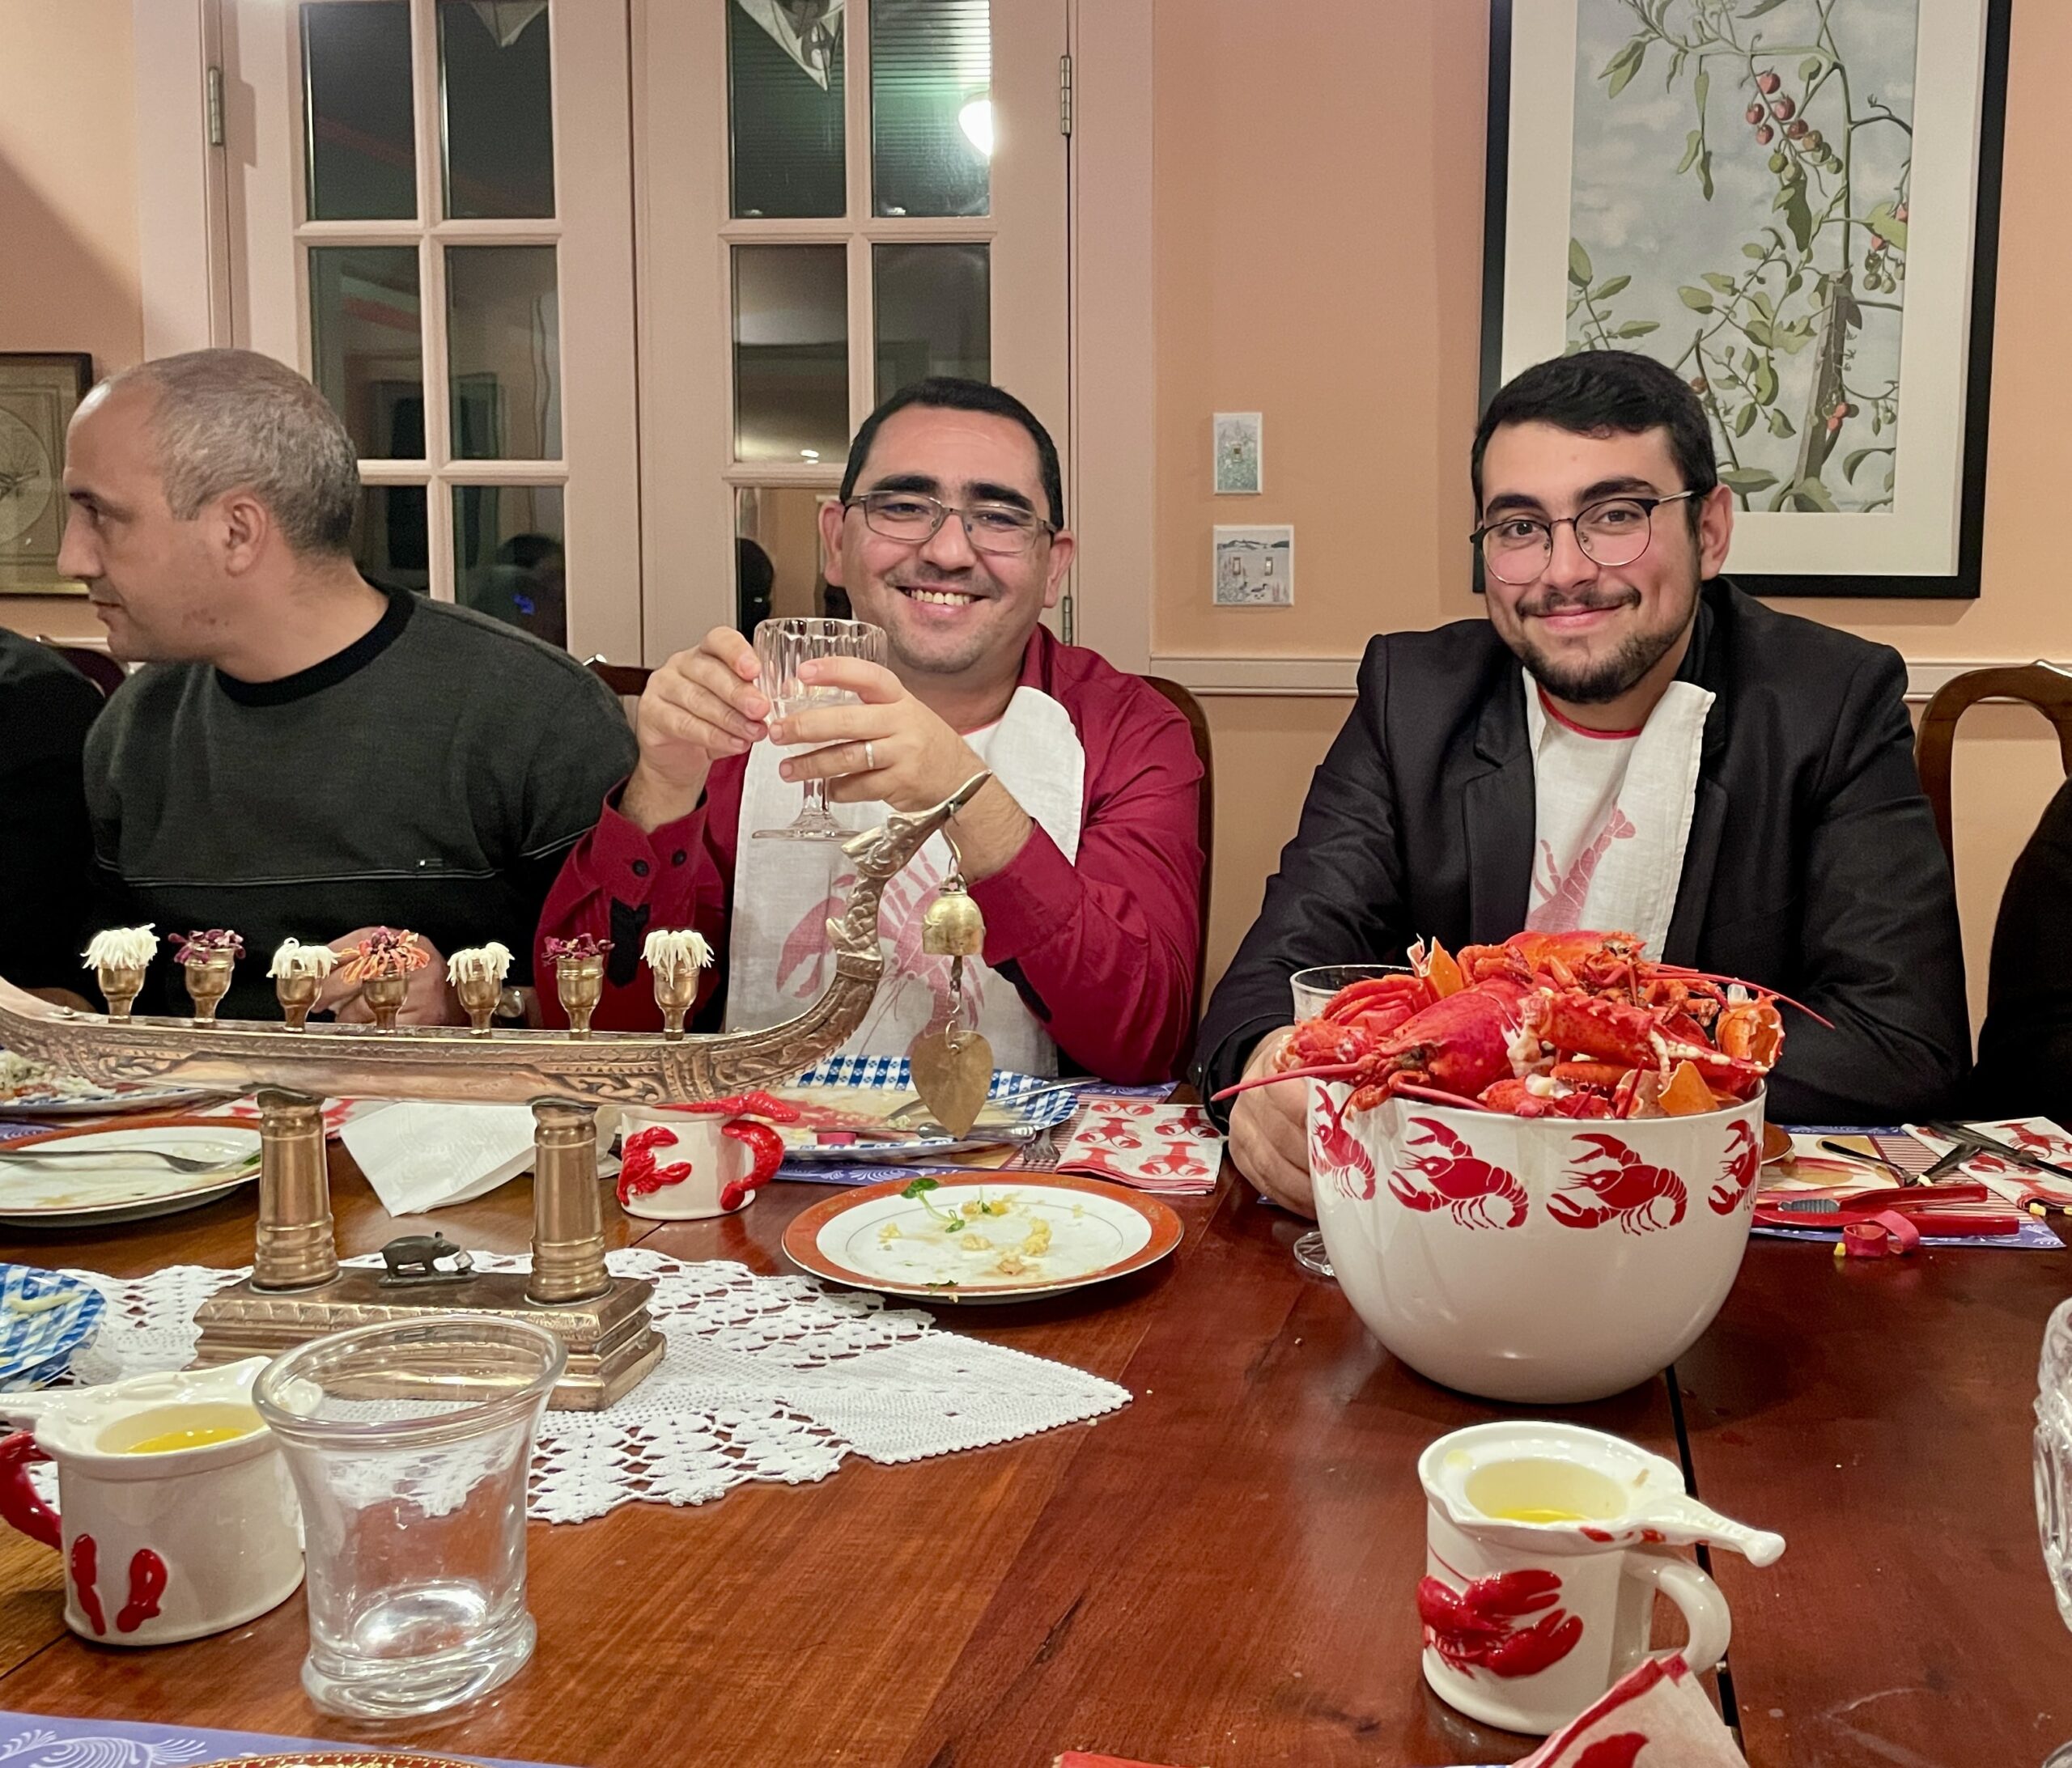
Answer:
[{"left": 0, "top": 1140, "right": 2063, "bottom": 1768}]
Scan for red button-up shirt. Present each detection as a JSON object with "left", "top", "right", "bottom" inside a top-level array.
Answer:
[{"left": 534, "top": 629, "right": 1204, "bottom": 1082}]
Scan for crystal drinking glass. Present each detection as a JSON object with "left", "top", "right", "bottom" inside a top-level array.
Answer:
[
  {"left": 752, "top": 615, "right": 892, "bottom": 841},
  {"left": 253, "top": 1315, "right": 565, "bottom": 1719},
  {"left": 2036, "top": 1297, "right": 2072, "bottom": 1764},
  {"left": 1285, "top": 964, "right": 1410, "bottom": 1279}
]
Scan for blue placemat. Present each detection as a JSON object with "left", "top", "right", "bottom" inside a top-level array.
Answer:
[
  {"left": 779, "top": 1073, "right": 1174, "bottom": 1187},
  {"left": 0, "top": 1710, "right": 569, "bottom": 1765}
]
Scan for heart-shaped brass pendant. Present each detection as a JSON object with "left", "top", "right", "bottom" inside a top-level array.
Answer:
[{"left": 907, "top": 1024, "right": 994, "bottom": 1138}]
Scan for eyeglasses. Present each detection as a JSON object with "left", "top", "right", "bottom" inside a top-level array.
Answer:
[
  {"left": 846, "top": 490, "right": 1056, "bottom": 556},
  {"left": 1470, "top": 490, "right": 1700, "bottom": 585}
]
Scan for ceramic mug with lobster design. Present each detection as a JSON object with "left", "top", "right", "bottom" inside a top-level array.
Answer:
[
  {"left": 0, "top": 1358, "right": 303, "bottom": 1647},
  {"left": 615, "top": 1104, "right": 788, "bottom": 1221},
  {"left": 1416, "top": 1421, "right": 1784, "bottom": 1735}
]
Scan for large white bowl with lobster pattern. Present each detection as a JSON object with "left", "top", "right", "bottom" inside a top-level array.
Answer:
[{"left": 1309, "top": 1083, "right": 1763, "bottom": 1403}]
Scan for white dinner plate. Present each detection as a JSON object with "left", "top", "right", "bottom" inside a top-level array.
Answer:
[
  {"left": 0, "top": 1051, "right": 221, "bottom": 1118},
  {"left": 783, "top": 1173, "right": 1183, "bottom": 1304},
  {"left": 0, "top": 1125, "right": 262, "bottom": 1227}
]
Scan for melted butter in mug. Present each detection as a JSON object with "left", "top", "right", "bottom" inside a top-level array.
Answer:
[
  {"left": 120, "top": 1410, "right": 263, "bottom": 1455},
  {"left": 1484, "top": 1505, "right": 1591, "bottom": 1524}
]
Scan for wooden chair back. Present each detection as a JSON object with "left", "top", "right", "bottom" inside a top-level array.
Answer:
[
  {"left": 1914, "top": 663, "right": 2072, "bottom": 873},
  {"left": 1142, "top": 675, "right": 1216, "bottom": 1011},
  {"left": 38, "top": 639, "right": 125, "bottom": 698},
  {"left": 584, "top": 658, "right": 652, "bottom": 702}
]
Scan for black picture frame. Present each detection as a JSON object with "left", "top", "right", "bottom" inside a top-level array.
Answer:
[{"left": 1479, "top": 0, "right": 2010, "bottom": 599}]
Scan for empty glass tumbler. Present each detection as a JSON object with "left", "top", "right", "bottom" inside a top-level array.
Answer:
[
  {"left": 1284, "top": 965, "right": 1412, "bottom": 1280},
  {"left": 253, "top": 1315, "right": 564, "bottom": 1719}
]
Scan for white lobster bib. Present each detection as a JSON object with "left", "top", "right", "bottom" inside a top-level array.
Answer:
[
  {"left": 1522, "top": 678, "right": 1714, "bottom": 956},
  {"left": 723, "top": 685, "right": 1085, "bottom": 1075}
]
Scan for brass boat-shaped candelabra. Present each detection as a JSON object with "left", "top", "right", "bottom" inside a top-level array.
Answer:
[{"left": 0, "top": 780, "right": 987, "bottom": 1408}]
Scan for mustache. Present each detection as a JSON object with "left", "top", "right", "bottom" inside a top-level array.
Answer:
[
  {"left": 889, "top": 566, "right": 995, "bottom": 599},
  {"left": 1515, "top": 587, "right": 1640, "bottom": 619}
]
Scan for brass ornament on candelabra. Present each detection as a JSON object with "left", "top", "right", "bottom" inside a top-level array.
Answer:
[{"left": 0, "top": 779, "right": 991, "bottom": 1409}]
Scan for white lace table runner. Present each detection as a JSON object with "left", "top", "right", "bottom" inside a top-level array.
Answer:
[{"left": 49, "top": 1250, "right": 1131, "bottom": 1524}]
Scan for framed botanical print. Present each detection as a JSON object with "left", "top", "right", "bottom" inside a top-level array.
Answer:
[
  {"left": 1480, "top": 0, "right": 2010, "bottom": 597},
  {"left": 0, "top": 353, "right": 91, "bottom": 595}
]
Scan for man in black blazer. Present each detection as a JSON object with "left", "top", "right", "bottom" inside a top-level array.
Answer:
[{"left": 1195, "top": 351, "right": 1968, "bottom": 1215}]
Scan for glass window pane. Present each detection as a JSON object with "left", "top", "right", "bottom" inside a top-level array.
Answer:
[
  {"left": 734, "top": 486, "right": 840, "bottom": 636},
  {"left": 446, "top": 246, "right": 562, "bottom": 460},
  {"left": 309, "top": 246, "right": 424, "bottom": 459},
  {"left": 350, "top": 485, "right": 429, "bottom": 595},
  {"left": 303, "top": 2, "right": 417, "bottom": 221},
  {"left": 871, "top": 0, "right": 990, "bottom": 218},
  {"left": 439, "top": 0, "right": 555, "bottom": 218},
  {"left": 732, "top": 244, "right": 848, "bottom": 464},
  {"left": 453, "top": 484, "right": 566, "bottom": 647},
  {"left": 873, "top": 243, "right": 988, "bottom": 400},
  {"left": 728, "top": 0, "right": 845, "bottom": 218}
]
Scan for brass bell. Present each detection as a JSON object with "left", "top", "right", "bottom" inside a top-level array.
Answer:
[{"left": 921, "top": 878, "right": 986, "bottom": 958}]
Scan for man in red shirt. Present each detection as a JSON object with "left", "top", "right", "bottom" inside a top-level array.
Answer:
[{"left": 537, "top": 378, "right": 1203, "bottom": 1082}]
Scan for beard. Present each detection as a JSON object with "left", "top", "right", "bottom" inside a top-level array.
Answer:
[{"left": 1503, "top": 579, "right": 1698, "bottom": 706}]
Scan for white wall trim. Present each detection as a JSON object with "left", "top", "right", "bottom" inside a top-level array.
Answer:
[
  {"left": 134, "top": 0, "right": 229, "bottom": 358},
  {"left": 1067, "top": 0, "right": 1154, "bottom": 675},
  {"left": 1152, "top": 654, "right": 2072, "bottom": 706}
]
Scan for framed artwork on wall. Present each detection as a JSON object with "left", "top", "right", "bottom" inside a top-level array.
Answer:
[
  {"left": 0, "top": 353, "right": 91, "bottom": 596},
  {"left": 1480, "top": 0, "right": 2010, "bottom": 598}
]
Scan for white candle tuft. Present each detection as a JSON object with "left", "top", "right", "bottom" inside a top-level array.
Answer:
[
  {"left": 448, "top": 943, "right": 515, "bottom": 986},
  {"left": 82, "top": 926, "right": 158, "bottom": 970},
  {"left": 643, "top": 928, "right": 713, "bottom": 979},
  {"left": 268, "top": 938, "right": 339, "bottom": 981}
]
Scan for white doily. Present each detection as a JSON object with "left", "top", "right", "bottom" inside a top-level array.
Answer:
[{"left": 45, "top": 1251, "right": 1131, "bottom": 1524}]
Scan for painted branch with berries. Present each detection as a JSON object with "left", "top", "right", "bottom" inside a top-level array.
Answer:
[{"left": 1571, "top": 0, "right": 1912, "bottom": 514}]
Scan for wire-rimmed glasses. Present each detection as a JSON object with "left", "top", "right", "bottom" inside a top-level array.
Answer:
[
  {"left": 752, "top": 617, "right": 890, "bottom": 842},
  {"left": 1471, "top": 490, "right": 1700, "bottom": 585},
  {"left": 847, "top": 490, "right": 1055, "bottom": 556}
]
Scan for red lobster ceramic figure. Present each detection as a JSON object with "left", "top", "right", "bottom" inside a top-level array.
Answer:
[{"left": 1219, "top": 931, "right": 1811, "bottom": 1122}]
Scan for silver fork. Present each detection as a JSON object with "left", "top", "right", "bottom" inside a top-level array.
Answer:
[{"left": 0, "top": 1144, "right": 248, "bottom": 1174}]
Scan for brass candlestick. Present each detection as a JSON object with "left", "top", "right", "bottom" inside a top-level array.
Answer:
[
  {"left": 361, "top": 974, "right": 408, "bottom": 1031},
  {"left": 652, "top": 967, "right": 697, "bottom": 1040},
  {"left": 274, "top": 973, "right": 321, "bottom": 1031},
  {"left": 455, "top": 974, "right": 501, "bottom": 1033},
  {"left": 183, "top": 956, "right": 235, "bottom": 1023},
  {"left": 557, "top": 956, "right": 605, "bottom": 1037},
  {"left": 643, "top": 929, "right": 710, "bottom": 1041},
  {"left": 95, "top": 964, "right": 146, "bottom": 1020}
]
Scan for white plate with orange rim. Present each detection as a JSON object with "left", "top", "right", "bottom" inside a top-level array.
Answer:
[
  {"left": 783, "top": 1173, "right": 1184, "bottom": 1304},
  {"left": 0, "top": 1125, "right": 262, "bottom": 1227}
]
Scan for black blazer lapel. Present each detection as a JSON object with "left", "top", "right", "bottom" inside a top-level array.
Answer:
[
  {"left": 1663, "top": 776, "right": 1726, "bottom": 964},
  {"left": 1464, "top": 674, "right": 1536, "bottom": 943},
  {"left": 1663, "top": 588, "right": 1732, "bottom": 964}
]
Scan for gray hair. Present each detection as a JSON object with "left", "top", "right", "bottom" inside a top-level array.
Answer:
[{"left": 104, "top": 349, "right": 359, "bottom": 557}]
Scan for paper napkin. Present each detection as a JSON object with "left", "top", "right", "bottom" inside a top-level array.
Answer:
[
  {"left": 340, "top": 1102, "right": 542, "bottom": 1215},
  {"left": 1054, "top": 1097, "right": 1223, "bottom": 1195},
  {"left": 1518, "top": 1655, "right": 1745, "bottom": 1765}
]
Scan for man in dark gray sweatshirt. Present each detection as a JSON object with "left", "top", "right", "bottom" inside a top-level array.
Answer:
[{"left": 58, "top": 349, "right": 634, "bottom": 1021}]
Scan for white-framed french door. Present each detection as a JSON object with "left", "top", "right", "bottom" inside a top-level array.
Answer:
[
  {"left": 634, "top": 0, "right": 1072, "bottom": 663},
  {"left": 218, "top": 0, "right": 643, "bottom": 663}
]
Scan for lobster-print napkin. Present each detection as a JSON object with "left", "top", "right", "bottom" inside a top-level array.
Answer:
[
  {"left": 1904, "top": 1116, "right": 2072, "bottom": 1208},
  {"left": 1053, "top": 1097, "right": 1223, "bottom": 1195},
  {"left": 1518, "top": 1653, "right": 1745, "bottom": 1765}
]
